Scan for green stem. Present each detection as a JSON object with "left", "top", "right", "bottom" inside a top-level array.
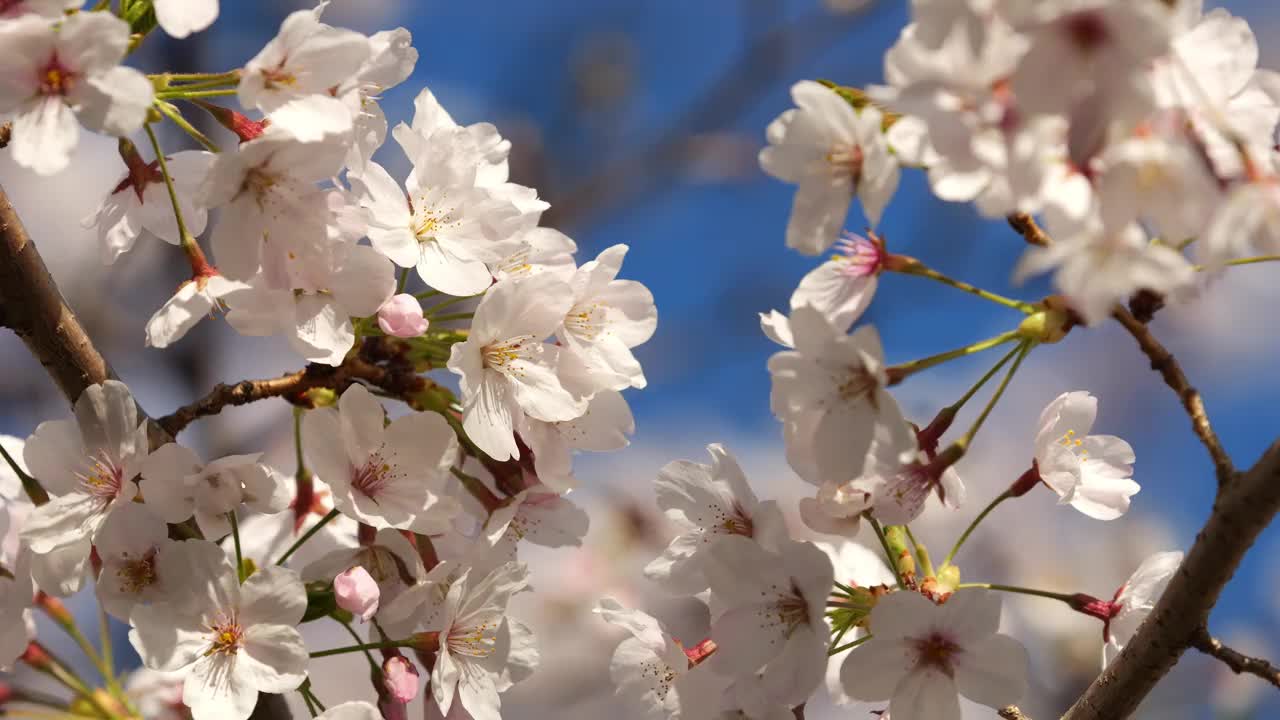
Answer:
[
  {"left": 889, "top": 329, "right": 1022, "bottom": 381},
  {"left": 828, "top": 634, "right": 872, "bottom": 656},
  {"left": 396, "top": 267, "right": 410, "bottom": 294},
  {"left": 154, "top": 88, "right": 239, "bottom": 100},
  {"left": 423, "top": 294, "right": 474, "bottom": 316},
  {"left": 228, "top": 511, "right": 245, "bottom": 582},
  {"left": 276, "top": 509, "right": 340, "bottom": 566},
  {"left": 957, "top": 341, "right": 1032, "bottom": 448},
  {"left": 897, "top": 263, "right": 1036, "bottom": 313},
  {"left": 299, "top": 687, "right": 318, "bottom": 719},
  {"left": 865, "top": 514, "right": 902, "bottom": 587},
  {"left": 942, "top": 490, "right": 1012, "bottom": 567},
  {"left": 414, "top": 289, "right": 444, "bottom": 301},
  {"left": 904, "top": 525, "right": 934, "bottom": 578},
  {"left": 150, "top": 70, "right": 241, "bottom": 84},
  {"left": 958, "top": 582, "right": 1078, "bottom": 604},
  {"left": 946, "top": 343, "right": 1022, "bottom": 416},
  {"left": 0, "top": 440, "right": 48, "bottom": 505},
  {"left": 309, "top": 638, "right": 413, "bottom": 658},
  {"left": 154, "top": 101, "right": 219, "bottom": 153},
  {"left": 293, "top": 407, "right": 307, "bottom": 479},
  {"left": 451, "top": 466, "right": 503, "bottom": 513},
  {"left": 335, "top": 618, "right": 380, "bottom": 673},
  {"left": 1196, "top": 254, "right": 1280, "bottom": 271},
  {"left": 143, "top": 122, "right": 212, "bottom": 276}
]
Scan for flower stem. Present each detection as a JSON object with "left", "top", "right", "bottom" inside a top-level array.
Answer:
[
  {"left": 143, "top": 123, "right": 212, "bottom": 276},
  {"left": 865, "top": 514, "right": 902, "bottom": 587},
  {"left": 946, "top": 343, "right": 1023, "bottom": 417},
  {"left": 430, "top": 312, "right": 474, "bottom": 323},
  {"left": 1196, "top": 254, "right": 1280, "bottom": 271},
  {"left": 888, "top": 329, "right": 1023, "bottom": 383},
  {"left": 956, "top": 341, "right": 1032, "bottom": 449},
  {"left": 896, "top": 262, "right": 1036, "bottom": 313},
  {"left": 942, "top": 489, "right": 1013, "bottom": 567},
  {"left": 276, "top": 509, "right": 341, "bottom": 566},
  {"left": 828, "top": 634, "right": 872, "bottom": 656},
  {"left": 228, "top": 511, "right": 246, "bottom": 582},
  {"left": 154, "top": 88, "right": 239, "bottom": 100},
  {"left": 415, "top": 289, "right": 444, "bottom": 301},
  {"left": 423, "top": 294, "right": 474, "bottom": 316},
  {"left": 150, "top": 70, "right": 241, "bottom": 85},
  {"left": 335, "top": 618, "right": 380, "bottom": 673},
  {"left": 451, "top": 466, "right": 503, "bottom": 513},
  {"left": 957, "top": 582, "right": 1077, "bottom": 604},
  {"left": 154, "top": 101, "right": 219, "bottom": 153},
  {"left": 293, "top": 406, "right": 308, "bottom": 480},
  {"left": 310, "top": 638, "right": 414, "bottom": 658},
  {"left": 904, "top": 525, "right": 935, "bottom": 578}
]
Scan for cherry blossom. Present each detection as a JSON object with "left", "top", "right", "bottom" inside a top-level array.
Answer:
[
  {"left": 128, "top": 553, "right": 309, "bottom": 720},
  {"left": 840, "top": 590, "right": 1029, "bottom": 720},
  {"left": 301, "top": 383, "right": 460, "bottom": 533},
  {"left": 1031, "top": 391, "right": 1140, "bottom": 520},
  {"left": 153, "top": 0, "right": 220, "bottom": 39},
  {"left": 302, "top": 526, "right": 426, "bottom": 634},
  {"left": 645, "top": 443, "right": 788, "bottom": 594},
  {"left": 84, "top": 148, "right": 213, "bottom": 264},
  {"left": 1103, "top": 551, "right": 1182, "bottom": 667},
  {"left": 0, "top": 545, "right": 34, "bottom": 670},
  {"left": 447, "top": 274, "right": 587, "bottom": 461},
  {"left": 377, "top": 293, "right": 429, "bottom": 338},
  {"left": 145, "top": 272, "right": 252, "bottom": 349},
  {"left": 317, "top": 702, "right": 382, "bottom": 720},
  {"left": 140, "top": 444, "right": 290, "bottom": 539},
  {"left": 0, "top": 13, "right": 154, "bottom": 175},
  {"left": 93, "top": 502, "right": 180, "bottom": 620},
  {"left": 0, "top": 0, "right": 79, "bottom": 18},
  {"left": 20, "top": 380, "right": 148, "bottom": 596},
  {"left": 516, "top": 389, "right": 635, "bottom": 492},
  {"left": 489, "top": 227, "right": 578, "bottom": 283},
  {"left": 760, "top": 80, "right": 900, "bottom": 254},
  {"left": 334, "top": 565, "right": 381, "bottom": 621}
]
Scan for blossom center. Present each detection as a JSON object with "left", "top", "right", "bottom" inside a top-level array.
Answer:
[
  {"left": 206, "top": 616, "right": 244, "bottom": 656},
  {"left": 116, "top": 548, "right": 159, "bottom": 594},
  {"left": 836, "top": 367, "right": 877, "bottom": 404},
  {"left": 563, "top": 302, "right": 609, "bottom": 342},
  {"left": 242, "top": 167, "right": 279, "bottom": 206},
  {"left": 833, "top": 233, "right": 883, "bottom": 279},
  {"left": 262, "top": 67, "right": 298, "bottom": 88},
  {"left": 482, "top": 336, "right": 535, "bottom": 374},
  {"left": 1064, "top": 11, "right": 1109, "bottom": 53},
  {"left": 38, "top": 57, "right": 75, "bottom": 97},
  {"left": 351, "top": 451, "right": 397, "bottom": 501},
  {"left": 448, "top": 620, "right": 496, "bottom": 658},
  {"left": 76, "top": 450, "right": 124, "bottom": 503},
  {"left": 1057, "top": 429, "right": 1088, "bottom": 458},
  {"left": 409, "top": 192, "right": 460, "bottom": 241},
  {"left": 640, "top": 657, "right": 678, "bottom": 700},
  {"left": 912, "top": 631, "right": 961, "bottom": 674},
  {"left": 827, "top": 142, "right": 865, "bottom": 184}
]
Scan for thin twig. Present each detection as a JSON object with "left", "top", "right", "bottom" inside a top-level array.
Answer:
[
  {"left": 1006, "top": 213, "right": 1050, "bottom": 247},
  {"left": 1112, "top": 307, "right": 1235, "bottom": 488},
  {"left": 998, "top": 707, "right": 1033, "bottom": 720},
  {"left": 1190, "top": 626, "right": 1280, "bottom": 689}
]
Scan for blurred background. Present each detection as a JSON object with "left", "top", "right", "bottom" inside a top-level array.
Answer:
[{"left": 2, "top": 0, "right": 1279, "bottom": 718}]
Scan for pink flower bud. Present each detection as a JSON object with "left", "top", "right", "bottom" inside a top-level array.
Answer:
[
  {"left": 382, "top": 655, "right": 420, "bottom": 702},
  {"left": 377, "top": 294, "right": 429, "bottom": 338},
  {"left": 334, "top": 566, "right": 380, "bottom": 622}
]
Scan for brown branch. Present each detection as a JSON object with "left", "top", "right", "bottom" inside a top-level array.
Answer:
[
  {"left": 1061, "top": 439, "right": 1280, "bottom": 720},
  {"left": 1190, "top": 626, "right": 1280, "bottom": 689},
  {"left": 0, "top": 122, "right": 10, "bottom": 149},
  {"left": 1006, "top": 213, "right": 1049, "bottom": 247},
  {"left": 998, "top": 707, "right": 1032, "bottom": 720},
  {"left": 1112, "top": 307, "right": 1235, "bottom": 488}
]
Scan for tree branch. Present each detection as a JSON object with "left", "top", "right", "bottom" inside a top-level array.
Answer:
[
  {"left": 998, "top": 707, "right": 1033, "bottom": 720},
  {"left": 1190, "top": 626, "right": 1280, "bottom": 689},
  {"left": 1112, "top": 307, "right": 1234, "bottom": 488},
  {"left": 1061, "top": 439, "right": 1280, "bottom": 720},
  {"left": 1006, "top": 213, "right": 1050, "bottom": 247}
]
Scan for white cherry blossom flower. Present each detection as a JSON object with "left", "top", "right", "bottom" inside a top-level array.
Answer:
[
  {"left": 145, "top": 272, "right": 252, "bottom": 349},
  {"left": 123, "top": 668, "right": 189, "bottom": 720},
  {"left": 93, "top": 501, "right": 178, "bottom": 621},
  {"left": 447, "top": 274, "right": 587, "bottom": 461},
  {"left": 486, "top": 487, "right": 589, "bottom": 562},
  {"left": 238, "top": 3, "right": 369, "bottom": 139},
  {"left": 20, "top": 380, "right": 148, "bottom": 596},
  {"left": 1032, "top": 391, "right": 1139, "bottom": 520},
  {"left": 84, "top": 148, "right": 213, "bottom": 264},
  {"left": 302, "top": 527, "right": 426, "bottom": 632},
  {"left": 1095, "top": 128, "right": 1221, "bottom": 243},
  {"left": 224, "top": 244, "right": 395, "bottom": 365},
  {"left": 1103, "top": 551, "right": 1182, "bottom": 667},
  {"left": 392, "top": 87, "right": 511, "bottom": 188},
  {"left": 768, "top": 306, "right": 914, "bottom": 484},
  {"left": 1201, "top": 179, "right": 1280, "bottom": 269},
  {"left": 140, "top": 445, "right": 290, "bottom": 540},
  {"left": 790, "top": 232, "right": 885, "bottom": 333},
  {"left": 317, "top": 703, "right": 381, "bottom": 720},
  {"left": 0, "top": 13, "right": 154, "bottom": 175},
  {"left": 334, "top": 27, "right": 418, "bottom": 168},
  {"left": 704, "top": 537, "right": 833, "bottom": 711},
  {"left": 760, "top": 80, "right": 900, "bottom": 254},
  {"left": 595, "top": 598, "right": 723, "bottom": 720},
  {"left": 301, "top": 384, "right": 460, "bottom": 533},
  {"left": 200, "top": 126, "right": 349, "bottom": 283},
  {"left": 488, "top": 227, "right": 578, "bottom": 284},
  {"left": 516, "top": 389, "right": 635, "bottom": 492},
  {"left": 128, "top": 554, "right": 309, "bottom": 720},
  {"left": 556, "top": 244, "right": 657, "bottom": 393},
  {"left": 840, "top": 590, "right": 1029, "bottom": 720},
  {"left": 431, "top": 562, "right": 537, "bottom": 720},
  {"left": 644, "top": 444, "right": 788, "bottom": 594},
  {"left": 1014, "top": 217, "right": 1194, "bottom": 326},
  {"left": 153, "top": 0, "right": 219, "bottom": 39},
  {"left": 0, "top": 546, "right": 34, "bottom": 670}
]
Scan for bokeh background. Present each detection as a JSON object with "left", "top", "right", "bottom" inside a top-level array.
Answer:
[{"left": 2, "top": 0, "right": 1279, "bottom": 718}]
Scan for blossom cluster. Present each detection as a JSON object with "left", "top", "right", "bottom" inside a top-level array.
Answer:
[{"left": 0, "top": 0, "right": 1271, "bottom": 719}]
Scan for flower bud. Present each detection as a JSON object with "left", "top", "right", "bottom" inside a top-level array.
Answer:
[
  {"left": 382, "top": 655, "right": 420, "bottom": 702},
  {"left": 333, "top": 566, "right": 380, "bottom": 622},
  {"left": 377, "top": 294, "right": 430, "bottom": 338}
]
